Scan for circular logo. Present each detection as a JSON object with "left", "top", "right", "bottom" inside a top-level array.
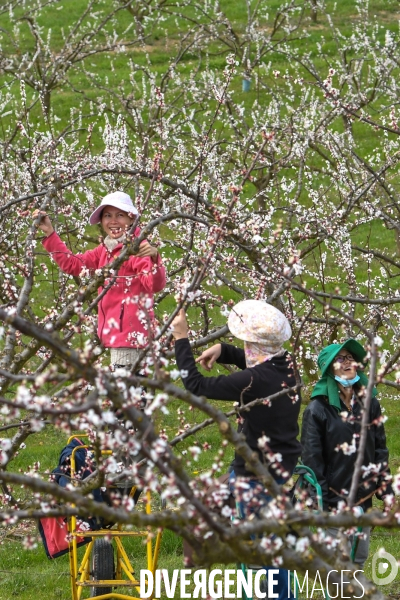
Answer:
[{"left": 372, "top": 550, "right": 399, "bottom": 585}]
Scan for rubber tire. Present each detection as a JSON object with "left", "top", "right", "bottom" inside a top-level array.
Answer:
[
  {"left": 91, "top": 538, "right": 114, "bottom": 597},
  {"left": 259, "top": 576, "right": 268, "bottom": 595}
]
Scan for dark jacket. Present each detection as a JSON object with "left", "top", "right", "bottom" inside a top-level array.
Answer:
[
  {"left": 52, "top": 437, "right": 103, "bottom": 504},
  {"left": 175, "top": 339, "right": 301, "bottom": 479},
  {"left": 301, "top": 393, "right": 391, "bottom": 510}
]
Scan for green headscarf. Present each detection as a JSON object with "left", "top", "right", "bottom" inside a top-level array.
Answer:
[{"left": 311, "top": 339, "right": 376, "bottom": 411}]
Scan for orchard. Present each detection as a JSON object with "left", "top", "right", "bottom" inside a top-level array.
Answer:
[{"left": 0, "top": 1, "right": 400, "bottom": 598}]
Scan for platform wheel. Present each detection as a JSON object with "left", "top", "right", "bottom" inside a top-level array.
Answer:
[{"left": 90, "top": 538, "right": 114, "bottom": 597}]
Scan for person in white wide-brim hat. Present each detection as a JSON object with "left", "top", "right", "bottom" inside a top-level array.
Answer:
[
  {"left": 32, "top": 191, "right": 166, "bottom": 370},
  {"left": 88, "top": 191, "right": 139, "bottom": 225},
  {"left": 171, "top": 299, "right": 300, "bottom": 599}
]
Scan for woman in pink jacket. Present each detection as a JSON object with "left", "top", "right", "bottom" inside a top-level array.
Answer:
[{"left": 33, "top": 191, "right": 166, "bottom": 370}]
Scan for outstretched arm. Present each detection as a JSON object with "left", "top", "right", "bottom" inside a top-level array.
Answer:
[
  {"left": 32, "top": 210, "right": 55, "bottom": 237},
  {"left": 171, "top": 310, "right": 254, "bottom": 401},
  {"left": 33, "top": 210, "right": 101, "bottom": 276},
  {"left": 195, "top": 344, "right": 222, "bottom": 371},
  {"left": 171, "top": 308, "right": 190, "bottom": 340},
  {"left": 172, "top": 310, "right": 246, "bottom": 370}
]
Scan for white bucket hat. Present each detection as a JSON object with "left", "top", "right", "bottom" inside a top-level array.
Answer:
[
  {"left": 228, "top": 299, "right": 291, "bottom": 348},
  {"left": 89, "top": 191, "right": 138, "bottom": 225}
]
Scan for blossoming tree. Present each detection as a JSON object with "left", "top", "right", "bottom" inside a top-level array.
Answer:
[{"left": 0, "top": 0, "right": 400, "bottom": 596}]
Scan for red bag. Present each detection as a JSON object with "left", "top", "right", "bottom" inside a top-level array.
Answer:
[{"left": 38, "top": 516, "right": 90, "bottom": 559}]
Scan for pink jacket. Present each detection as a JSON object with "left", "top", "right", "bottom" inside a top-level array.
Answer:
[{"left": 43, "top": 231, "right": 166, "bottom": 348}]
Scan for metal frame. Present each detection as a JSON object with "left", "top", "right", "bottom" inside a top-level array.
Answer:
[
  {"left": 66, "top": 434, "right": 162, "bottom": 600},
  {"left": 235, "top": 465, "right": 364, "bottom": 600},
  {"left": 292, "top": 464, "right": 363, "bottom": 600}
]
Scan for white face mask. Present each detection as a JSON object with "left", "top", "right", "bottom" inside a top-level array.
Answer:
[{"left": 334, "top": 374, "right": 360, "bottom": 387}]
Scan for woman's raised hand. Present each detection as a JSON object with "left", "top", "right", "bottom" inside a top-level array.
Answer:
[
  {"left": 171, "top": 309, "right": 189, "bottom": 340},
  {"left": 31, "top": 210, "right": 54, "bottom": 237},
  {"left": 195, "top": 344, "right": 222, "bottom": 371},
  {"left": 136, "top": 241, "right": 159, "bottom": 261}
]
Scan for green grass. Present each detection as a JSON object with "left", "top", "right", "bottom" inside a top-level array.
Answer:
[
  {"left": 0, "top": 527, "right": 184, "bottom": 600},
  {"left": 0, "top": 391, "right": 397, "bottom": 599},
  {"left": 1, "top": 0, "right": 400, "bottom": 597}
]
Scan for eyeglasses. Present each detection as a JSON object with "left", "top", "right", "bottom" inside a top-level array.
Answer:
[{"left": 334, "top": 354, "right": 355, "bottom": 364}]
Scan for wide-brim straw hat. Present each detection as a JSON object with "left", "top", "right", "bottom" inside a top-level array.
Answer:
[
  {"left": 89, "top": 191, "right": 138, "bottom": 225},
  {"left": 228, "top": 300, "right": 291, "bottom": 347}
]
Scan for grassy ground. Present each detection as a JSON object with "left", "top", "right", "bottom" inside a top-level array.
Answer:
[
  {"left": 0, "top": 393, "right": 398, "bottom": 599},
  {"left": 1, "top": 0, "right": 400, "bottom": 598}
]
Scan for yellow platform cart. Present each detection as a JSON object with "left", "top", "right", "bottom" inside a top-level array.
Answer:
[{"left": 66, "top": 435, "right": 163, "bottom": 600}]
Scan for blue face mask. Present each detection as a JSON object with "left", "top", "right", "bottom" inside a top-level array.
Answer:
[{"left": 334, "top": 374, "right": 360, "bottom": 387}]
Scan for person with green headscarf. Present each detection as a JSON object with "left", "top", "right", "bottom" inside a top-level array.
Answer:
[{"left": 301, "top": 339, "right": 393, "bottom": 568}]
